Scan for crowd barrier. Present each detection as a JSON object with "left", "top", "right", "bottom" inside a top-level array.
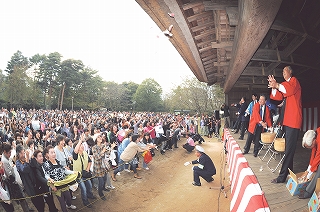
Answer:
[{"left": 224, "top": 128, "right": 270, "bottom": 212}]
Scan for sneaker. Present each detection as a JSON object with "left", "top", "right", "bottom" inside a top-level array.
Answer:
[
  {"left": 192, "top": 182, "right": 201, "bottom": 186},
  {"left": 116, "top": 172, "right": 121, "bottom": 176},
  {"left": 107, "top": 185, "right": 115, "bottom": 190},
  {"left": 124, "top": 169, "right": 130, "bottom": 173},
  {"left": 145, "top": 167, "right": 150, "bottom": 170},
  {"left": 71, "top": 196, "right": 76, "bottom": 200},
  {"left": 66, "top": 205, "right": 77, "bottom": 210}
]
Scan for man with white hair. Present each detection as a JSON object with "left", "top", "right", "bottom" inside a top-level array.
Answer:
[
  {"left": 297, "top": 128, "right": 320, "bottom": 199},
  {"left": 184, "top": 145, "right": 216, "bottom": 186}
]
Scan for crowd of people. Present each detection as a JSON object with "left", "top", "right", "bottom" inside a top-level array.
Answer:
[{"left": 0, "top": 108, "right": 220, "bottom": 211}]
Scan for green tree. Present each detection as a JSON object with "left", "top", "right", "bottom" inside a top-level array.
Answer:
[
  {"left": 58, "top": 59, "right": 84, "bottom": 109},
  {"left": 29, "top": 54, "right": 47, "bottom": 108},
  {"left": 133, "top": 78, "right": 163, "bottom": 111},
  {"left": 0, "top": 70, "right": 7, "bottom": 107},
  {"left": 5, "top": 50, "right": 29, "bottom": 74},
  {"left": 6, "top": 66, "right": 30, "bottom": 108},
  {"left": 120, "top": 81, "right": 139, "bottom": 111},
  {"left": 38, "top": 52, "right": 62, "bottom": 109},
  {"left": 164, "top": 76, "right": 224, "bottom": 114}
]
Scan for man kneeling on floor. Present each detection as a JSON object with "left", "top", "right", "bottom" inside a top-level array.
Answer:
[
  {"left": 298, "top": 128, "right": 320, "bottom": 199},
  {"left": 184, "top": 145, "right": 216, "bottom": 186}
]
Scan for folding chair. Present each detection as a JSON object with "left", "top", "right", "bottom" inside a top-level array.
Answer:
[
  {"left": 266, "top": 132, "right": 285, "bottom": 173},
  {"left": 258, "top": 127, "right": 281, "bottom": 161}
]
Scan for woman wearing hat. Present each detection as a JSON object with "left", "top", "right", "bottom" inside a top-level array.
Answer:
[
  {"left": 297, "top": 127, "right": 320, "bottom": 199},
  {"left": 184, "top": 145, "right": 216, "bottom": 186}
]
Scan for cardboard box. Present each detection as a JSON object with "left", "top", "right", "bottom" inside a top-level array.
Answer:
[
  {"left": 286, "top": 169, "right": 311, "bottom": 196},
  {"left": 308, "top": 179, "right": 320, "bottom": 212}
]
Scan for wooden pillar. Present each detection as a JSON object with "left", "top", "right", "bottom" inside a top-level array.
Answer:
[{"left": 224, "top": 0, "right": 283, "bottom": 93}]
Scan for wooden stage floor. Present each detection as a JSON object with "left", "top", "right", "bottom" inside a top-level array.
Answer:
[{"left": 229, "top": 131, "right": 311, "bottom": 212}]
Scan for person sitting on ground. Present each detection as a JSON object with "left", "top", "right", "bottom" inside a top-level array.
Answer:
[
  {"left": 184, "top": 145, "right": 216, "bottom": 186},
  {"left": 182, "top": 133, "right": 195, "bottom": 153},
  {"left": 297, "top": 128, "right": 320, "bottom": 199}
]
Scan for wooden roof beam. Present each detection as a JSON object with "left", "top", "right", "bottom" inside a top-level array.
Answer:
[
  {"left": 251, "top": 49, "right": 320, "bottom": 70},
  {"left": 194, "top": 28, "right": 216, "bottom": 40},
  {"left": 201, "top": 55, "right": 217, "bottom": 62},
  {"left": 199, "top": 46, "right": 213, "bottom": 53},
  {"left": 211, "top": 41, "right": 233, "bottom": 49},
  {"left": 242, "top": 66, "right": 282, "bottom": 77},
  {"left": 223, "top": 0, "right": 282, "bottom": 93},
  {"left": 182, "top": 2, "right": 203, "bottom": 11},
  {"left": 271, "top": 19, "right": 320, "bottom": 43},
  {"left": 197, "top": 39, "right": 215, "bottom": 48},
  {"left": 187, "top": 11, "right": 212, "bottom": 23},
  {"left": 191, "top": 21, "right": 215, "bottom": 32},
  {"left": 204, "top": 1, "right": 238, "bottom": 11},
  {"left": 163, "top": 0, "right": 208, "bottom": 82},
  {"left": 214, "top": 62, "right": 229, "bottom": 67}
]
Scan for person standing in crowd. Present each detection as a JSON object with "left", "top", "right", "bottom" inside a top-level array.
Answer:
[
  {"left": 268, "top": 66, "right": 302, "bottom": 183},
  {"left": 243, "top": 94, "right": 272, "bottom": 157},
  {"left": 298, "top": 128, "right": 320, "bottom": 199},
  {"left": 245, "top": 93, "right": 258, "bottom": 117},
  {"left": 32, "top": 150, "right": 58, "bottom": 212},
  {"left": 0, "top": 159, "right": 15, "bottom": 212},
  {"left": 72, "top": 135, "right": 96, "bottom": 207},
  {"left": 1, "top": 142, "right": 32, "bottom": 212},
  {"left": 220, "top": 103, "right": 230, "bottom": 128},
  {"left": 184, "top": 145, "right": 216, "bottom": 186},
  {"left": 92, "top": 134, "right": 108, "bottom": 201},
  {"left": 42, "top": 145, "right": 77, "bottom": 212},
  {"left": 16, "top": 144, "right": 45, "bottom": 212},
  {"left": 238, "top": 97, "right": 249, "bottom": 140},
  {"left": 231, "top": 100, "right": 242, "bottom": 133}
]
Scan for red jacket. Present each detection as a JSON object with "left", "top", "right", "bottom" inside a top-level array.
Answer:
[
  {"left": 248, "top": 103, "right": 272, "bottom": 134},
  {"left": 270, "top": 76, "right": 302, "bottom": 129},
  {"left": 309, "top": 128, "right": 320, "bottom": 172}
]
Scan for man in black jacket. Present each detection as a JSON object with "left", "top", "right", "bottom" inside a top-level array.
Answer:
[
  {"left": 16, "top": 145, "right": 44, "bottom": 212},
  {"left": 184, "top": 145, "right": 216, "bottom": 186}
]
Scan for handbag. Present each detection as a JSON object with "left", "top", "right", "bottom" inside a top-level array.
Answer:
[
  {"left": 102, "top": 157, "right": 111, "bottom": 172},
  {"left": 80, "top": 155, "right": 92, "bottom": 179},
  {"left": 143, "top": 150, "right": 152, "bottom": 164}
]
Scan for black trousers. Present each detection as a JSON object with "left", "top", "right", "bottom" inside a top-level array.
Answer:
[
  {"left": 277, "top": 126, "right": 299, "bottom": 182},
  {"left": 243, "top": 127, "right": 263, "bottom": 154},
  {"left": 0, "top": 202, "right": 14, "bottom": 212},
  {"left": 239, "top": 120, "right": 248, "bottom": 138},
  {"left": 183, "top": 143, "right": 195, "bottom": 152},
  {"left": 193, "top": 167, "right": 215, "bottom": 184}
]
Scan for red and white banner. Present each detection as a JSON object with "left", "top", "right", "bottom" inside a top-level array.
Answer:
[{"left": 223, "top": 129, "right": 270, "bottom": 212}]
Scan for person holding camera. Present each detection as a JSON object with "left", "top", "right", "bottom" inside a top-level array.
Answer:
[{"left": 72, "top": 134, "right": 96, "bottom": 208}]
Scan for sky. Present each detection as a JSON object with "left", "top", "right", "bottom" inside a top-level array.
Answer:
[{"left": 0, "top": 1, "right": 193, "bottom": 94}]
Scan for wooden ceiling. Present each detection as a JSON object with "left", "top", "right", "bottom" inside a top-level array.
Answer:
[{"left": 136, "top": 0, "right": 320, "bottom": 94}]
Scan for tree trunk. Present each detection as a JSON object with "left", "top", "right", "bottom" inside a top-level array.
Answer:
[{"left": 60, "top": 82, "right": 65, "bottom": 110}]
